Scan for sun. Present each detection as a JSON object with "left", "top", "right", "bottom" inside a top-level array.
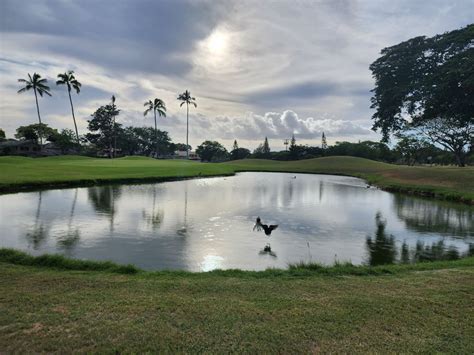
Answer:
[{"left": 206, "top": 30, "right": 228, "bottom": 55}]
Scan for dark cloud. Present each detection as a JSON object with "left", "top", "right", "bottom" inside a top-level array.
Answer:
[
  {"left": 1, "top": 0, "right": 228, "bottom": 75},
  {"left": 246, "top": 80, "right": 371, "bottom": 106}
]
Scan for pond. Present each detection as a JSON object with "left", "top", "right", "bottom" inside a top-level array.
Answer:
[{"left": 0, "top": 172, "right": 473, "bottom": 271}]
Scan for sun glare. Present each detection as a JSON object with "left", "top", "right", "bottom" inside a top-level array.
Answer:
[{"left": 206, "top": 30, "right": 228, "bottom": 54}]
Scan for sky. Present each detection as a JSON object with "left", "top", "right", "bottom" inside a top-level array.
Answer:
[{"left": 1, "top": 0, "right": 473, "bottom": 151}]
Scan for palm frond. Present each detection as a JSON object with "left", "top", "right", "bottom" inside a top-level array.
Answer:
[
  {"left": 17, "top": 87, "right": 28, "bottom": 94},
  {"left": 72, "top": 82, "right": 81, "bottom": 94},
  {"left": 37, "top": 87, "right": 52, "bottom": 97},
  {"left": 157, "top": 109, "right": 166, "bottom": 117}
]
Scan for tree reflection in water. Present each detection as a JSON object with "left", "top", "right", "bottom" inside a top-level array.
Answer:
[
  {"left": 366, "top": 212, "right": 396, "bottom": 266},
  {"left": 87, "top": 185, "right": 122, "bottom": 231},
  {"left": 142, "top": 186, "right": 164, "bottom": 230},
  {"left": 366, "top": 212, "right": 472, "bottom": 265},
  {"left": 25, "top": 191, "right": 48, "bottom": 250},
  {"left": 394, "top": 195, "right": 473, "bottom": 237},
  {"left": 57, "top": 188, "right": 80, "bottom": 254}
]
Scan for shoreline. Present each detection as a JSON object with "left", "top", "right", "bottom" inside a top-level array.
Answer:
[
  {"left": 0, "top": 156, "right": 472, "bottom": 205},
  {"left": 1, "top": 248, "right": 473, "bottom": 276},
  {"left": 1, "top": 168, "right": 472, "bottom": 205}
]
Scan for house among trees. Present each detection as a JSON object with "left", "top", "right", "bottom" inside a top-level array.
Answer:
[
  {"left": 174, "top": 150, "right": 200, "bottom": 160},
  {"left": 0, "top": 139, "right": 63, "bottom": 156},
  {"left": 0, "top": 139, "right": 40, "bottom": 155}
]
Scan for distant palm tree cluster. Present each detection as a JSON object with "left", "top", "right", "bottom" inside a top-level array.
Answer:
[{"left": 17, "top": 72, "right": 197, "bottom": 155}]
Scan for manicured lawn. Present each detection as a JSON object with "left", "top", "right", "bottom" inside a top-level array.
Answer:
[
  {"left": 0, "top": 156, "right": 473, "bottom": 352},
  {"left": 0, "top": 155, "right": 473, "bottom": 203},
  {"left": 1, "top": 258, "right": 473, "bottom": 353}
]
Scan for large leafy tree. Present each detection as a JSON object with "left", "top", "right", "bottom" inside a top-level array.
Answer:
[
  {"left": 196, "top": 140, "right": 229, "bottom": 162},
  {"left": 86, "top": 104, "right": 120, "bottom": 158},
  {"left": 370, "top": 24, "right": 474, "bottom": 166},
  {"left": 17, "top": 73, "right": 52, "bottom": 145},
  {"left": 143, "top": 98, "right": 166, "bottom": 157},
  {"left": 15, "top": 123, "right": 57, "bottom": 143},
  {"left": 177, "top": 90, "right": 197, "bottom": 159},
  {"left": 56, "top": 71, "right": 82, "bottom": 145},
  {"left": 118, "top": 127, "right": 173, "bottom": 156}
]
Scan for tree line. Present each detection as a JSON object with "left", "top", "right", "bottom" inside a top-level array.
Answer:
[
  {"left": 10, "top": 70, "right": 197, "bottom": 158},
  {"left": 194, "top": 134, "right": 472, "bottom": 165}
]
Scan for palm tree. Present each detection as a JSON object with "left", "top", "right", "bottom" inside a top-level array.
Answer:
[
  {"left": 143, "top": 98, "right": 166, "bottom": 157},
  {"left": 111, "top": 95, "right": 118, "bottom": 158},
  {"left": 56, "top": 70, "right": 82, "bottom": 145},
  {"left": 177, "top": 90, "right": 197, "bottom": 159},
  {"left": 17, "top": 73, "right": 52, "bottom": 145}
]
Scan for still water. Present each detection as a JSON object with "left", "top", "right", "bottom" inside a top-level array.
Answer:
[{"left": 0, "top": 173, "right": 472, "bottom": 271}]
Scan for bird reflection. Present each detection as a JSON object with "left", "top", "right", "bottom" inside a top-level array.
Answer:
[
  {"left": 254, "top": 216, "right": 278, "bottom": 255},
  {"left": 259, "top": 244, "right": 277, "bottom": 257}
]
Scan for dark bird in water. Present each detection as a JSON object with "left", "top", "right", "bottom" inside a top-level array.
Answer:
[{"left": 253, "top": 217, "right": 278, "bottom": 235}]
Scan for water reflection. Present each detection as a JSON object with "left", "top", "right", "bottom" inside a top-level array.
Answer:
[
  {"left": 87, "top": 186, "right": 122, "bottom": 231},
  {"left": 394, "top": 195, "right": 473, "bottom": 237},
  {"left": 142, "top": 186, "right": 164, "bottom": 230},
  {"left": 366, "top": 212, "right": 473, "bottom": 265},
  {"left": 366, "top": 213, "right": 396, "bottom": 265},
  {"left": 58, "top": 189, "right": 80, "bottom": 254},
  {"left": 25, "top": 191, "right": 49, "bottom": 250},
  {"left": 1, "top": 173, "right": 472, "bottom": 271}
]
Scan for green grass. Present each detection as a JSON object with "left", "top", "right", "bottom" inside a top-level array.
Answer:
[
  {"left": 0, "top": 248, "right": 138, "bottom": 274},
  {"left": 0, "top": 155, "right": 473, "bottom": 203},
  {"left": 1, "top": 256, "right": 473, "bottom": 352}
]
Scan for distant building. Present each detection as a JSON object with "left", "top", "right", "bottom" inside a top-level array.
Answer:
[
  {"left": 174, "top": 150, "right": 200, "bottom": 160},
  {"left": 0, "top": 139, "right": 41, "bottom": 156},
  {"left": 0, "top": 139, "right": 67, "bottom": 156}
]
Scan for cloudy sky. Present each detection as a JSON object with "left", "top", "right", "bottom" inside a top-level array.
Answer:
[{"left": 1, "top": 0, "right": 473, "bottom": 150}]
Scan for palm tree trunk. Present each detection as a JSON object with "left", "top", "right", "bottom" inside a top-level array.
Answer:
[
  {"left": 68, "top": 89, "right": 80, "bottom": 145},
  {"left": 33, "top": 88, "right": 43, "bottom": 147},
  {"left": 186, "top": 102, "right": 189, "bottom": 159},
  {"left": 113, "top": 116, "right": 116, "bottom": 159},
  {"left": 154, "top": 109, "right": 158, "bottom": 158}
]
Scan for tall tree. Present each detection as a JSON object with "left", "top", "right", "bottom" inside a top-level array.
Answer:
[
  {"left": 110, "top": 95, "right": 119, "bottom": 158},
  {"left": 289, "top": 134, "right": 298, "bottom": 159},
  {"left": 321, "top": 132, "right": 327, "bottom": 150},
  {"left": 17, "top": 73, "right": 52, "bottom": 145},
  {"left": 262, "top": 137, "right": 270, "bottom": 155},
  {"left": 86, "top": 103, "right": 120, "bottom": 158},
  {"left": 233, "top": 139, "right": 239, "bottom": 151},
  {"left": 370, "top": 24, "right": 474, "bottom": 166},
  {"left": 177, "top": 90, "right": 197, "bottom": 159},
  {"left": 143, "top": 98, "right": 167, "bottom": 157},
  {"left": 56, "top": 70, "right": 82, "bottom": 145}
]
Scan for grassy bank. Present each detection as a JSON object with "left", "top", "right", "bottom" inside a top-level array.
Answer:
[
  {"left": 1, "top": 255, "right": 473, "bottom": 352},
  {"left": 0, "top": 155, "right": 473, "bottom": 203}
]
